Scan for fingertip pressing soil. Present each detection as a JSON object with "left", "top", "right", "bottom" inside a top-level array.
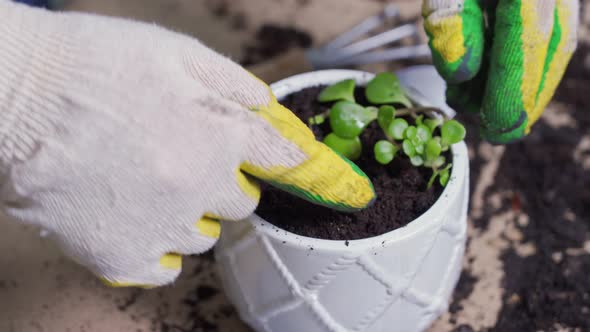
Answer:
[{"left": 255, "top": 86, "right": 446, "bottom": 240}]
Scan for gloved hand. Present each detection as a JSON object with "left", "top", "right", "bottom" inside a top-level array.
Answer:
[
  {"left": 423, "top": 0, "right": 579, "bottom": 144},
  {"left": 0, "top": 1, "right": 374, "bottom": 287}
]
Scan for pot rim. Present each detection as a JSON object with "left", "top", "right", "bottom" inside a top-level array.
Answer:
[{"left": 246, "top": 69, "right": 468, "bottom": 251}]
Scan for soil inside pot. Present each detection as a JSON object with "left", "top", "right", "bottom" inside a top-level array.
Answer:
[{"left": 255, "top": 86, "right": 447, "bottom": 240}]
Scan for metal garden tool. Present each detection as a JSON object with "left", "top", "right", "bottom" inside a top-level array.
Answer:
[{"left": 248, "top": 4, "right": 431, "bottom": 83}]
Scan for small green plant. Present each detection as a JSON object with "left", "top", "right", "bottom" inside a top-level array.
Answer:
[{"left": 312, "top": 72, "right": 466, "bottom": 189}]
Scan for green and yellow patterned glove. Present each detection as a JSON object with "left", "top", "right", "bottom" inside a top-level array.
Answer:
[{"left": 423, "top": 0, "right": 579, "bottom": 144}]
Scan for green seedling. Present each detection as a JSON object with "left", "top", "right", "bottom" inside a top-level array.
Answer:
[
  {"left": 365, "top": 72, "right": 412, "bottom": 107},
  {"left": 425, "top": 138, "right": 442, "bottom": 163},
  {"left": 323, "top": 133, "right": 362, "bottom": 160},
  {"left": 424, "top": 117, "right": 443, "bottom": 132},
  {"left": 318, "top": 79, "right": 356, "bottom": 103},
  {"left": 427, "top": 163, "right": 453, "bottom": 189},
  {"left": 311, "top": 72, "right": 466, "bottom": 190},
  {"left": 308, "top": 113, "right": 327, "bottom": 126},
  {"left": 386, "top": 118, "right": 408, "bottom": 140},
  {"left": 441, "top": 119, "right": 466, "bottom": 150},
  {"left": 377, "top": 105, "right": 395, "bottom": 131},
  {"left": 402, "top": 139, "right": 416, "bottom": 157},
  {"left": 374, "top": 140, "right": 398, "bottom": 165},
  {"left": 329, "top": 101, "right": 377, "bottom": 138},
  {"left": 410, "top": 155, "right": 424, "bottom": 167}
]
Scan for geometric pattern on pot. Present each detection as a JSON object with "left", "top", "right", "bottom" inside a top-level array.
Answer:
[{"left": 216, "top": 183, "right": 468, "bottom": 332}]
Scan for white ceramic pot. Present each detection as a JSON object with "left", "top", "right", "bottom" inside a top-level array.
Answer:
[{"left": 215, "top": 69, "right": 469, "bottom": 332}]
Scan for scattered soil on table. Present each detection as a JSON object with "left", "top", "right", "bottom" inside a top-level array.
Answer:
[
  {"left": 256, "top": 86, "right": 446, "bottom": 240},
  {"left": 240, "top": 24, "right": 313, "bottom": 66},
  {"left": 206, "top": 0, "right": 229, "bottom": 18},
  {"left": 489, "top": 122, "right": 589, "bottom": 331},
  {"left": 449, "top": 44, "right": 590, "bottom": 331},
  {"left": 448, "top": 269, "right": 478, "bottom": 316},
  {"left": 490, "top": 54, "right": 590, "bottom": 331},
  {"left": 153, "top": 252, "right": 239, "bottom": 332},
  {"left": 451, "top": 325, "right": 476, "bottom": 332},
  {"left": 204, "top": 1, "right": 249, "bottom": 32},
  {"left": 162, "top": 284, "right": 220, "bottom": 332}
]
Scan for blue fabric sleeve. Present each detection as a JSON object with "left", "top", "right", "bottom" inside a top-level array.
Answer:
[{"left": 13, "top": 0, "right": 49, "bottom": 8}]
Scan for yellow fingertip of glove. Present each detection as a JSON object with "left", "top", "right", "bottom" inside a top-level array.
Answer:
[
  {"left": 196, "top": 217, "right": 221, "bottom": 239},
  {"left": 245, "top": 93, "right": 376, "bottom": 211},
  {"left": 160, "top": 253, "right": 182, "bottom": 270},
  {"left": 98, "top": 254, "right": 181, "bottom": 289},
  {"left": 235, "top": 169, "right": 261, "bottom": 202},
  {"left": 99, "top": 277, "right": 156, "bottom": 289},
  {"left": 243, "top": 148, "right": 376, "bottom": 211}
]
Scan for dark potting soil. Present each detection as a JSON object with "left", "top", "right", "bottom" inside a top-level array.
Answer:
[{"left": 255, "top": 86, "right": 446, "bottom": 240}]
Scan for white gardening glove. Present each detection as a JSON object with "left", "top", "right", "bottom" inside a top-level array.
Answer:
[{"left": 0, "top": 1, "right": 375, "bottom": 287}]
